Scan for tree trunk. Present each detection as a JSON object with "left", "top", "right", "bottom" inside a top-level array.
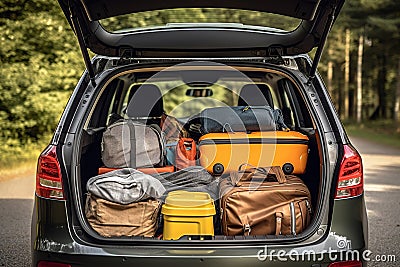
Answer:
[
  {"left": 356, "top": 34, "right": 364, "bottom": 123},
  {"left": 395, "top": 56, "right": 400, "bottom": 131},
  {"left": 371, "top": 53, "right": 388, "bottom": 120},
  {"left": 377, "top": 52, "right": 387, "bottom": 119},
  {"left": 327, "top": 49, "right": 335, "bottom": 107},
  {"left": 343, "top": 29, "right": 351, "bottom": 120}
]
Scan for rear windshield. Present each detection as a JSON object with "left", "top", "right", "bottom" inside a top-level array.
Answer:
[
  {"left": 100, "top": 8, "right": 300, "bottom": 32},
  {"left": 94, "top": 62, "right": 313, "bottom": 132},
  {"left": 124, "top": 79, "right": 243, "bottom": 119}
]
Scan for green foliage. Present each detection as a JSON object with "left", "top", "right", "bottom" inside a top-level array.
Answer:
[
  {"left": 1, "top": 0, "right": 399, "bottom": 168},
  {"left": 161, "top": 83, "right": 236, "bottom": 118},
  {"left": 0, "top": 0, "right": 84, "bottom": 166},
  {"left": 320, "top": 0, "right": 400, "bottom": 121}
]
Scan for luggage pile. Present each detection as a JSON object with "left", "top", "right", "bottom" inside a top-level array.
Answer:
[
  {"left": 85, "top": 168, "right": 165, "bottom": 237},
  {"left": 85, "top": 98, "right": 313, "bottom": 239}
]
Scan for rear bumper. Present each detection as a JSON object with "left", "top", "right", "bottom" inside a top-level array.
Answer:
[
  {"left": 33, "top": 247, "right": 369, "bottom": 267},
  {"left": 32, "top": 195, "right": 368, "bottom": 266},
  {"left": 33, "top": 251, "right": 368, "bottom": 267}
]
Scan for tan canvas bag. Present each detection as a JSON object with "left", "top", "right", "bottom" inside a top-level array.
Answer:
[{"left": 85, "top": 194, "right": 160, "bottom": 237}]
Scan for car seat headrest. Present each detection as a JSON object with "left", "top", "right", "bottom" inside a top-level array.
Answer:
[
  {"left": 238, "top": 84, "right": 274, "bottom": 107},
  {"left": 126, "top": 84, "right": 164, "bottom": 119}
]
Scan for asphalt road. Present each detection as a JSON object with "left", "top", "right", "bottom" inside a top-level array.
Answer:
[
  {"left": 0, "top": 136, "right": 399, "bottom": 267},
  {"left": 351, "top": 137, "right": 400, "bottom": 266}
]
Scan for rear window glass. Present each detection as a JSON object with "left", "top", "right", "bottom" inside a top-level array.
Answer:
[
  {"left": 122, "top": 80, "right": 246, "bottom": 119},
  {"left": 99, "top": 63, "right": 313, "bottom": 131},
  {"left": 100, "top": 8, "right": 300, "bottom": 32}
]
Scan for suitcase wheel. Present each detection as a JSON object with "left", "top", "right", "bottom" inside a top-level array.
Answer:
[
  {"left": 282, "top": 163, "right": 294, "bottom": 175},
  {"left": 212, "top": 163, "right": 224, "bottom": 175}
]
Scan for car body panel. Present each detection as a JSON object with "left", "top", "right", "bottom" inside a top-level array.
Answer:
[
  {"left": 31, "top": 1, "right": 368, "bottom": 256},
  {"left": 31, "top": 60, "right": 368, "bottom": 266},
  {"left": 32, "top": 194, "right": 367, "bottom": 265},
  {"left": 330, "top": 197, "right": 368, "bottom": 250},
  {"left": 57, "top": 0, "right": 345, "bottom": 57}
]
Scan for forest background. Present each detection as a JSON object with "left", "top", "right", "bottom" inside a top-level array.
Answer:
[{"left": 1, "top": 0, "right": 399, "bottom": 177}]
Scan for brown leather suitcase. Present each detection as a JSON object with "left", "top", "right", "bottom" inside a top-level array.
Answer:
[{"left": 220, "top": 166, "right": 312, "bottom": 236}]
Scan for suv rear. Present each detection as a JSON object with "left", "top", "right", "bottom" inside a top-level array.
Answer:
[{"left": 32, "top": 0, "right": 367, "bottom": 266}]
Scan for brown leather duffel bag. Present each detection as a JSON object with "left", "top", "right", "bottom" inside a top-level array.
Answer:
[{"left": 220, "top": 165, "right": 312, "bottom": 236}]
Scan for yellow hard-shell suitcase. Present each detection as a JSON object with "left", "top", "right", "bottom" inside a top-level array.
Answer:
[{"left": 198, "top": 131, "right": 309, "bottom": 175}]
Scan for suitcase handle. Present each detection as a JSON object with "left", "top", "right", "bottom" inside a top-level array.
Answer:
[{"left": 233, "top": 164, "right": 287, "bottom": 185}]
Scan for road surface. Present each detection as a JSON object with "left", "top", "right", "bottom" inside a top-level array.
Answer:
[{"left": 0, "top": 136, "right": 399, "bottom": 266}]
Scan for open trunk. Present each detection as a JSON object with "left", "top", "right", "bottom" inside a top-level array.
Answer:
[{"left": 74, "top": 59, "right": 326, "bottom": 243}]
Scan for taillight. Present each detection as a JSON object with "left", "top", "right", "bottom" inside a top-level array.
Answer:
[
  {"left": 37, "top": 261, "right": 72, "bottom": 267},
  {"left": 335, "top": 145, "right": 363, "bottom": 199},
  {"left": 328, "top": 260, "right": 362, "bottom": 267},
  {"left": 36, "top": 145, "right": 65, "bottom": 200}
]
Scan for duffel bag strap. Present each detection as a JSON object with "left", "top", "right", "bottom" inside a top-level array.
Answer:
[
  {"left": 238, "top": 163, "right": 270, "bottom": 178},
  {"left": 253, "top": 166, "right": 287, "bottom": 184},
  {"left": 230, "top": 164, "right": 258, "bottom": 185},
  {"left": 238, "top": 163, "right": 258, "bottom": 172},
  {"left": 267, "top": 166, "right": 287, "bottom": 184},
  {"left": 234, "top": 164, "right": 287, "bottom": 185},
  {"left": 149, "top": 124, "right": 165, "bottom": 166},
  {"left": 127, "top": 119, "right": 137, "bottom": 168}
]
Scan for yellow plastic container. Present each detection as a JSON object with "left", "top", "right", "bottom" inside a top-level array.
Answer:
[{"left": 162, "top": 191, "right": 215, "bottom": 240}]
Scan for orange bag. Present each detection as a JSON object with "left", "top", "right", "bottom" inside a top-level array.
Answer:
[{"left": 175, "top": 138, "right": 197, "bottom": 170}]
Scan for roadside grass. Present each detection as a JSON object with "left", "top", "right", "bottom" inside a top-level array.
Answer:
[
  {"left": 0, "top": 138, "right": 50, "bottom": 182},
  {"left": 0, "top": 160, "right": 37, "bottom": 182},
  {"left": 344, "top": 120, "right": 400, "bottom": 149}
]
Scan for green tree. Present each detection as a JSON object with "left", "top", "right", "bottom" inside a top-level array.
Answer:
[
  {"left": 320, "top": 0, "right": 400, "bottom": 124},
  {"left": 0, "top": 0, "right": 84, "bottom": 164},
  {"left": 365, "top": 7, "right": 400, "bottom": 124}
]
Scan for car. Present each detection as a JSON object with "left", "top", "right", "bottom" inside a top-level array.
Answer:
[{"left": 31, "top": 0, "right": 368, "bottom": 266}]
